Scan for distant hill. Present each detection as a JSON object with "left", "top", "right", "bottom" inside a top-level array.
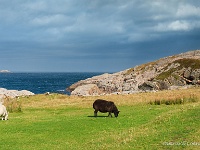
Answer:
[
  {"left": 67, "top": 50, "right": 200, "bottom": 96},
  {"left": 0, "top": 70, "right": 11, "bottom": 73}
]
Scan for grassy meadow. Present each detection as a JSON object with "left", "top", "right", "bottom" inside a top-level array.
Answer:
[{"left": 1, "top": 87, "right": 200, "bottom": 150}]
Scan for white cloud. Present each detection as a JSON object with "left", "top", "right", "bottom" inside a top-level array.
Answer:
[
  {"left": 155, "top": 20, "right": 192, "bottom": 32},
  {"left": 155, "top": 19, "right": 200, "bottom": 32},
  {"left": 168, "top": 20, "right": 191, "bottom": 31},
  {"left": 176, "top": 4, "right": 200, "bottom": 17}
]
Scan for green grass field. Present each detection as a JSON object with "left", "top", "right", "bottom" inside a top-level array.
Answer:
[{"left": 1, "top": 88, "right": 200, "bottom": 150}]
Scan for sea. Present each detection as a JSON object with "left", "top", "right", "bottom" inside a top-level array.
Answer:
[{"left": 0, "top": 72, "right": 103, "bottom": 95}]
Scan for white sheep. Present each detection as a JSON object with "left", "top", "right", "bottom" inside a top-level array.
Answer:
[{"left": 0, "top": 102, "right": 8, "bottom": 120}]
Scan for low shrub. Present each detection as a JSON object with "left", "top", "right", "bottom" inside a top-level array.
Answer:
[{"left": 149, "top": 94, "right": 198, "bottom": 105}]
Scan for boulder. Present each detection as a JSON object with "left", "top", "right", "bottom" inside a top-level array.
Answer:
[
  {"left": 0, "top": 88, "right": 34, "bottom": 99},
  {"left": 183, "top": 68, "right": 192, "bottom": 79},
  {"left": 71, "top": 84, "right": 102, "bottom": 96}
]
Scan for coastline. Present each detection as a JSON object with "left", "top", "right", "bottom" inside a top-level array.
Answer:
[{"left": 0, "top": 72, "right": 103, "bottom": 95}]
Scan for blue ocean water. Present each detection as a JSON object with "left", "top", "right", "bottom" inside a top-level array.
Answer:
[{"left": 0, "top": 72, "right": 103, "bottom": 95}]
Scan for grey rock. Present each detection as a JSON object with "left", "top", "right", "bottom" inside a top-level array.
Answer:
[
  {"left": 0, "top": 88, "right": 34, "bottom": 100},
  {"left": 71, "top": 84, "right": 102, "bottom": 96}
]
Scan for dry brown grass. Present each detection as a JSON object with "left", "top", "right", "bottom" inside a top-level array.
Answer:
[
  {"left": 3, "top": 97, "right": 22, "bottom": 112},
  {"left": 6, "top": 87, "right": 198, "bottom": 110},
  {"left": 102, "top": 87, "right": 200, "bottom": 106}
]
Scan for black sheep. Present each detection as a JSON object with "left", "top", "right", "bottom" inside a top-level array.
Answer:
[{"left": 93, "top": 99, "right": 120, "bottom": 117}]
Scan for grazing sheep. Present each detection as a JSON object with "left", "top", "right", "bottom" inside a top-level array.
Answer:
[
  {"left": 93, "top": 99, "right": 120, "bottom": 117},
  {"left": 0, "top": 102, "right": 8, "bottom": 120}
]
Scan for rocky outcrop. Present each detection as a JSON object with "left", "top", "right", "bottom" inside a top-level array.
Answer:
[
  {"left": 71, "top": 84, "right": 102, "bottom": 96},
  {"left": 0, "top": 88, "right": 34, "bottom": 100},
  {"left": 67, "top": 50, "right": 200, "bottom": 96}
]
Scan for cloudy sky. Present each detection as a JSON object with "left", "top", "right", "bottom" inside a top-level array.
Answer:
[{"left": 0, "top": 0, "right": 200, "bottom": 72}]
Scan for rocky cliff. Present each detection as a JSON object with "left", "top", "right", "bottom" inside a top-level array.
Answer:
[{"left": 67, "top": 50, "right": 200, "bottom": 96}]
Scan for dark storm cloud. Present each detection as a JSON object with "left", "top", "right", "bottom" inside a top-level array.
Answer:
[{"left": 0, "top": 0, "right": 200, "bottom": 72}]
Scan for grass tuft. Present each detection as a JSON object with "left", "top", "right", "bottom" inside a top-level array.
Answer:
[{"left": 150, "top": 94, "right": 199, "bottom": 105}]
